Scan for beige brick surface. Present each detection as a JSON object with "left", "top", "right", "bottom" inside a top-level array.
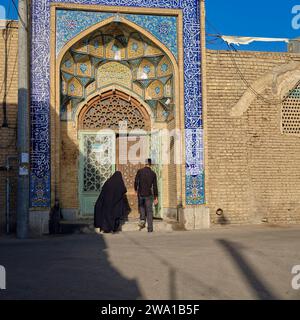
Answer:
[
  {"left": 205, "top": 50, "right": 300, "bottom": 225},
  {"left": 2, "top": 20, "right": 300, "bottom": 231},
  {"left": 0, "top": 22, "right": 18, "bottom": 234}
]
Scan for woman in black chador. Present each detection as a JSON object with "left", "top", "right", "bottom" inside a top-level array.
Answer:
[{"left": 94, "top": 171, "right": 127, "bottom": 233}]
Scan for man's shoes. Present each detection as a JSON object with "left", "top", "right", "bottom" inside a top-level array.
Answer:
[
  {"left": 148, "top": 230, "right": 153, "bottom": 233},
  {"left": 94, "top": 228, "right": 101, "bottom": 234},
  {"left": 138, "top": 221, "right": 146, "bottom": 231}
]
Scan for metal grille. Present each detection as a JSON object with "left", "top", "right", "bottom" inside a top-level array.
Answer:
[
  {"left": 282, "top": 82, "right": 300, "bottom": 135},
  {"left": 83, "top": 134, "right": 114, "bottom": 192},
  {"left": 150, "top": 132, "right": 162, "bottom": 217},
  {"left": 82, "top": 94, "right": 146, "bottom": 130}
]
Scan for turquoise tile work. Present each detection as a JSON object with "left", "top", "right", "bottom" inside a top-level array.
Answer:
[
  {"left": 124, "top": 14, "right": 177, "bottom": 59},
  {"left": 56, "top": 10, "right": 178, "bottom": 59},
  {"left": 30, "top": 0, "right": 203, "bottom": 207}
]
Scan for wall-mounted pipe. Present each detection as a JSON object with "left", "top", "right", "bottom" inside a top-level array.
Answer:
[{"left": 3, "top": 156, "right": 17, "bottom": 234}]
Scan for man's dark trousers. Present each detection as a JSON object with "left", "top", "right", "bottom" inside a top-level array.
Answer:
[{"left": 138, "top": 196, "right": 153, "bottom": 232}]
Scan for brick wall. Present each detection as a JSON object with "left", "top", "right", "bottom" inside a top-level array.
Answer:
[
  {"left": 59, "top": 115, "right": 179, "bottom": 216},
  {"left": 0, "top": 21, "right": 18, "bottom": 234},
  {"left": 205, "top": 50, "right": 300, "bottom": 225},
  {"left": 2, "top": 20, "right": 300, "bottom": 230},
  {"left": 60, "top": 122, "right": 79, "bottom": 209}
]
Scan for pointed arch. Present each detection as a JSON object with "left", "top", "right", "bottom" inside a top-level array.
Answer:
[
  {"left": 77, "top": 88, "right": 151, "bottom": 131},
  {"left": 57, "top": 16, "right": 178, "bottom": 71},
  {"left": 52, "top": 10, "right": 183, "bottom": 214},
  {"left": 74, "top": 85, "right": 155, "bottom": 128},
  {"left": 56, "top": 16, "right": 179, "bottom": 123}
]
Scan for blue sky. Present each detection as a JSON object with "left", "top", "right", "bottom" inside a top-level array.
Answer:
[
  {"left": 206, "top": 0, "right": 300, "bottom": 51},
  {"left": 0, "top": 0, "right": 18, "bottom": 20},
  {"left": 0, "top": 0, "right": 299, "bottom": 51}
]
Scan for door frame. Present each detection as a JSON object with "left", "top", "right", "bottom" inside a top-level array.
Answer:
[
  {"left": 78, "top": 130, "right": 163, "bottom": 218},
  {"left": 150, "top": 129, "right": 163, "bottom": 218},
  {"left": 78, "top": 130, "right": 116, "bottom": 217}
]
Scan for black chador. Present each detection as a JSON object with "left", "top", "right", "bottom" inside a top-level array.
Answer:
[{"left": 94, "top": 171, "right": 127, "bottom": 233}]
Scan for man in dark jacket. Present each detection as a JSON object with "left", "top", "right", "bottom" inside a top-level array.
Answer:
[{"left": 134, "top": 158, "right": 158, "bottom": 232}]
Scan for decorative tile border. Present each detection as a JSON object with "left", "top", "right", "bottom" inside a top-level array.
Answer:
[
  {"left": 56, "top": 10, "right": 178, "bottom": 59},
  {"left": 30, "top": 0, "right": 204, "bottom": 207}
]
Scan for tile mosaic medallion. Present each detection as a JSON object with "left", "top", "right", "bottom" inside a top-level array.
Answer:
[{"left": 30, "top": 0, "right": 204, "bottom": 207}]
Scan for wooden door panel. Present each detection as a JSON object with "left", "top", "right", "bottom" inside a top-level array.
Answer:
[{"left": 116, "top": 137, "right": 143, "bottom": 218}]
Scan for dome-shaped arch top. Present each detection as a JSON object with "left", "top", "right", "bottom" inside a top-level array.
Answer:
[{"left": 59, "top": 19, "right": 176, "bottom": 123}]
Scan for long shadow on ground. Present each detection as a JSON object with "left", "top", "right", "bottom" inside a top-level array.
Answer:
[{"left": 0, "top": 234, "right": 141, "bottom": 300}]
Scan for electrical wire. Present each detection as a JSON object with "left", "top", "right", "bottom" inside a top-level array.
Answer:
[
  {"left": 205, "top": 17, "right": 298, "bottom": 106},
  {"left": 226, "top": 42, "right": 285, "bottom": 106}
]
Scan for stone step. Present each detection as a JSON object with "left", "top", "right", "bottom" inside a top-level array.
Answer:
[
  {"left": 120, "top": 219, "right": 173, "bottom": 232},
  {"left": 59, "top": 218, "right": 181, "bottom": 234}
]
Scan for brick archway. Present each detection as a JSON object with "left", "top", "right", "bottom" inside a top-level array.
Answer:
[
  {"left": 55, "top": 11, "right": 184, "bottom": 219},
  {"left": 77, "top": 89, "right": 152, "bottom": 216}
]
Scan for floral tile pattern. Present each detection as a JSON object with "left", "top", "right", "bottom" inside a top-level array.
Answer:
[
  {"left": 56, "top": 10, "right": 178, "bottom": 59},
  {"left": 30, "top": 0, "right": 204, "bottom": 207}
]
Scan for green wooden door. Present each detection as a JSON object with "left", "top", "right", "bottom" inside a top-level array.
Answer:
[{"left": 79, "top": 131, "right": 115, "bottom": 216}]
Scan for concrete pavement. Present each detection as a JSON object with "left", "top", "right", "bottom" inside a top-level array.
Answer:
[{"left": 1, "top": 225, "right": 300, "bottom": 300}]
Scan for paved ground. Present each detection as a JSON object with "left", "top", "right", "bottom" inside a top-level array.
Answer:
[{"left": 0, "top": 225, "right": 300, "bottom": 300}]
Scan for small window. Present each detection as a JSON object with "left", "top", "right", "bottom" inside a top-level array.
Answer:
[{"left": 282, "top": 81, "right": 300, "bottom": 135}]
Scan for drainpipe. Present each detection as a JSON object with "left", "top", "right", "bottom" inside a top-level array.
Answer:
[
  {"left": 0, "top": 156, "right": 17, "bottom": 234},
  {"left": 6, "top": 176, "right": 9, "bottom": 233},
  {"left": 16, "top": 0, "right": 30, "bottom": 239},
  {"left": 6, "top": 156, "right": 17, "bottom": 234},
  {"left": 1, "top": 21, "right": 10, "bottom": 128}
]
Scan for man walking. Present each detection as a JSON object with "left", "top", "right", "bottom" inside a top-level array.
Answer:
[{"left": 134, "top": 158, "right": 158, "bottom": 232}]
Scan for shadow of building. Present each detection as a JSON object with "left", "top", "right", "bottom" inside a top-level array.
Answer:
[{"left": 0, "top": 234, "right": 142, "bottom": 300}]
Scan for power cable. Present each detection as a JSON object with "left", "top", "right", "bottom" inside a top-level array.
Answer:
[
  {"left": 205, "top": 17, "right": 298, "bottom": 106},
  {"left": 226, "top": 42, "right": 284, "bottom": 106}
]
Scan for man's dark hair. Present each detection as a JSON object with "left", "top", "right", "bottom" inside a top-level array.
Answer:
[{"left": 146, "top": 158, "right": 152, "bottom": 166}]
